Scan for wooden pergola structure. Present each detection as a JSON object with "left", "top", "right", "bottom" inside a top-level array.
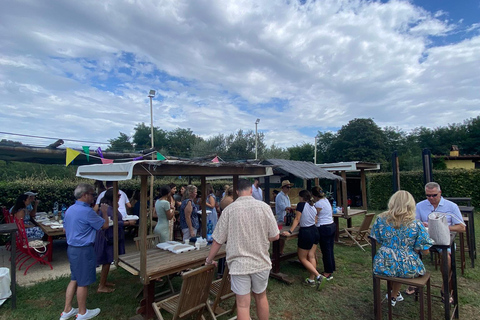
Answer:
[{"left": 76, "top": 159, "right": 273, "bottom": 285}]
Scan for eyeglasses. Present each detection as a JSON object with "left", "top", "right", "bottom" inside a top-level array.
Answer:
[
  {"left": 284, "top": 186, "right": 291, "bottom": 189},
  {"left": 88, "top": 192, "right": 97, "bottom": 197},
  {"left": 426, "top": 194, "right": 438, "bottom": 198}
]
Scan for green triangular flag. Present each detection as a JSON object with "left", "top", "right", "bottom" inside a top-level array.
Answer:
[
  {"left": 82, "top": 146, "right": 90, "bottom": 162},
  {"left": 156, "top": 152, "right": 166, "bottom": 160}
]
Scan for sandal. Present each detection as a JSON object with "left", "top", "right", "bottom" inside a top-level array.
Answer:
[
  {"left": 405, "top": 286, "right": 417, "bottom": 295},
  {"left": 440, "top": 290, "right": 454, "bottom": 304}
]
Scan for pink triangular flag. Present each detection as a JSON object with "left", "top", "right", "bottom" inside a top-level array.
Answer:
[
  {"left": 101, "top": 158, "right": 114, "bottom": 164},
  {"left": 212, "top": 156, "right": 219, "bottom": 163}
]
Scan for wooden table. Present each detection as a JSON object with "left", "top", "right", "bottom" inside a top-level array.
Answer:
[
  {"left": 270, "top": 226, "right": 299, "bottom": 284},
  {"left": 0, "top": 223, "right": 17, "bottom": 309},
  {"left": 118, "top": 245, "right": 226, "bottom": 319},
  {"left": 32, "top": 217, "right": 65, "bottom": 262},
  {"left": 333, "top": 208, "right": 367, "bottom": 242}
]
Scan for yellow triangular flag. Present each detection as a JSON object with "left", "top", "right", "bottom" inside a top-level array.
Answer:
[{"left": 66, "top": 148, "right": 81, "bottom": 166}]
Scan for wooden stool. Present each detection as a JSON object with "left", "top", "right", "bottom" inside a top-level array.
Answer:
[{"left": 373, "top": 272, "right": 432, "bottom": 320}]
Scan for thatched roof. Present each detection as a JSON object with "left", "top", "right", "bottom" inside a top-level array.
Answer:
[{"left": 261, "top": 159, "right": 342, "bottom": 181}]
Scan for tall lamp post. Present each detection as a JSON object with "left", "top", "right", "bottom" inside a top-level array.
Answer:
[
  {"left": 314, "top": 134, "right": 319, "bottom": 164},
  {"left": 148, "top": 90, "right": 155, "bottom": 233},
  {"left": 255, "top": 118, "right": 260, "bottom": 160}
]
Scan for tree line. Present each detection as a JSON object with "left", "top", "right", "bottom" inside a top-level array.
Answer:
[{"left": 107, "top": 116, "right": 480, "bottom": 172}]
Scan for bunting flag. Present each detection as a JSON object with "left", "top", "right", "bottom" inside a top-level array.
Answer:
[
  {"left": 66, "top": 148, "right": 81, "bottom": 166},
  {"left": 156, "top": 152, "right": 166, "bottom": 160},
  {"left": 133, "top": 156, "right": 143, "bottom": 161},
  {"left": 82, "top": 146, "right": 90, "bottom": 162},
  {"left": 101, "top": 158, "right": 114, "bottom": 164},
  {"left": 212, "top": 156, "right": 219, "bottom": 163},
  {"left": 96, "top": 147, "right": 104, "bottom": 158}
]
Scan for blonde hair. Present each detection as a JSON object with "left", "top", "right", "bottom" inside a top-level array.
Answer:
[{"left": 380, "top": 190, "right": 416, "bottom": 229}]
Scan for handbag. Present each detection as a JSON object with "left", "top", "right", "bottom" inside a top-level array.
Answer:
[
  {"left": 427, "top": 212, "right": 465, "bottom": 246},
  {"left": 27, "top": 240, "right": 48, "bottom": 254}
]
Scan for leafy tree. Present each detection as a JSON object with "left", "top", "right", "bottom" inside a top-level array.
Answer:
[
  {"left": 328, "top": 118, "right": 387, "bottom": 164},
  {"left": 314, "top": 131, "right": 337, "bottom": 164},
  {"left": 263, "top": 143, "right": 290, "bottom": 159},
  {"left": 132, "top": 123, "right": 167, "bottom": 151},
  {"left": 223, "top": 130, "right": 265, "bottom": 161},
  {"left": 287, "top": 143, "right": 314, "bottom": 162},
  {"left": 191, "top": 134, "right": 225, "bottom": 158},
  {"left": 165, "top": 128, "right": 201, "bottom": 157},
  {"left": 107, "top": 132, "right": 134, "bottom": 152}
]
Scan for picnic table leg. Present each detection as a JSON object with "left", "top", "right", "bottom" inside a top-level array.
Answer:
[
  {"left": 136, "top": 282, "right": 155, "bottom": 319},
  {"left": 47, "top": 235, "right": 53, "bottom": 262},
  {"left": 441, "top": 249, "right": 450, "bottom": 320},
  {"left": 334, "top": 217, "right": 339, "bottom": 243},
  {"left": 272, "top": 239, "right": 280, "bottom": 273},
  {"left": 451, "top": 242, "right": 459, "bottom": 319}
]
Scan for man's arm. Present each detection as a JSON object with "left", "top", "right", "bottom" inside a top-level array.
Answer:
[
  {"left": 205, "top": 240, "right": 222, "bottom": 266},
  {"left": 269, "top": 234, "right": 280, "bottom": 242},
  {"left": 449, "top": 223, "right": 466, "bottom": 233}
]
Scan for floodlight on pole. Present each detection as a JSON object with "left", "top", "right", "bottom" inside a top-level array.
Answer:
[
  {"left": 314, "top": 134, "right": 319, "bottom": 164},
  {"left": 148, "top": 89, "right": 156, "bottom": 234},
  {"left": 255, "top": 118, "right": 260, "bottom": 160}
]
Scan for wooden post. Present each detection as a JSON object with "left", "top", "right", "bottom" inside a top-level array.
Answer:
[
  {"left": 360, "top": 169, "right": 367, "bottom": 210},
  {"left": 139, "top": 175, "right": 148, "bottom": 284},
  {"left": 233, "top": 175, "right": 239, "bottom": 200},
  {"left": 264, "top": 176, "right": 271, "bottom": 204},
  {"left": 113, "top": 181, "right": 119, "bottom": 265},
  {"left": 201, "top": 176, "right": 207, "bottom": 238},
  {"left": 341, "top": 171, "right": 348, "bottom": 218}
]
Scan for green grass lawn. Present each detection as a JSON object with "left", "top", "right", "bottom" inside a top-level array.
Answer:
[{"left": 1, "top": 211, "right": 480, "bottom": 320}]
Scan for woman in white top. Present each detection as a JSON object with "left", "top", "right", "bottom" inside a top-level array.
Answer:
[
  {"left": 282, "top": 190, "right": 323, "bottom": 289},
  {"left": 312, "top": 186, "right": 336, "bottom": 281}
]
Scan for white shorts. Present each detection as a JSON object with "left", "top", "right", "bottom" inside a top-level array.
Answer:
[
  {"left": 230, "top": 270, "right": 270, "bottom": 296},
  {"left": 182, "top": 228, "right": 197, "bottom": 241}
]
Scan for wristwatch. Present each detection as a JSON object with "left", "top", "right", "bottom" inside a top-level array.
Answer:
[{"left": 288, "top": 230, "right": 293, "bottom": 234}]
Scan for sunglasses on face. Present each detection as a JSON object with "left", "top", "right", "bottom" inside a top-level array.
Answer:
[
  {"left": 426, "top": 194, "right": 438, "bottom": 198},
  {"left": 284, "top": 186, "right": 291, "bottom": 189}
]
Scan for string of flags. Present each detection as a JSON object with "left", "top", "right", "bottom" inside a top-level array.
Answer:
[
  {"left": 65, "top": 147, "right": 166, "bottom": 166},
  {"left": 65, "top": 147, "right": 220, "bottom": 166}
]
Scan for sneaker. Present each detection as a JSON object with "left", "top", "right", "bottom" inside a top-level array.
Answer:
[
  {"left": 322, "top": 273, "right": 333, "bottom": 281},
  {"left": 386, "top": 293, "right": 404, "bottom": 306},
  {"left": 303, "top": 278, "right": 316, "bottom": 287},
  {"left": 316, "top": 275, "right": 326, "bottom": 291},
  {"left": 59, "top": 308, "right": 78, "bottom": 320},
  {"left": 76, "top": 308, "right": 100, "bottom": 320}
]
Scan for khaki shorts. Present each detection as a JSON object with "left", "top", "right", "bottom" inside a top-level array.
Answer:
[{"left": 230, "top": 270, "right": 270, "bottom": 296}]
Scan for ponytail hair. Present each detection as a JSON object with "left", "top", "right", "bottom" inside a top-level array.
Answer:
[{"left": 298, "top": 190, "right": 314, "bottom": 206}]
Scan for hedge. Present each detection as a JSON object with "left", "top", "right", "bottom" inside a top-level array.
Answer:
[
  {"left": 367, "top": 169, "right": 480, "bottom": 210},
  {"left": 0, "top": 177, "right": 235, "bottom": 212}
]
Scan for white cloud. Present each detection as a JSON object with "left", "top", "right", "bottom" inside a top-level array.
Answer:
[{"left": 0, "top": 0, "right": 479, "bottom": 151}]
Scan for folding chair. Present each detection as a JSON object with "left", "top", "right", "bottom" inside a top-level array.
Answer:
[
  {"left": 343, "top": 213, "right": 375, "bottom": 251},
  {"left": 209, "top": 264, "right": 236, "bottom": 319},
  {"left": 134, "top": 234, "right": 174, "bottom": 298},
  {"left": 152, "top": 264, "right": 216, "bottom": 320},
  {"left": 14, "top": 217, "right": 53, "bottom": 275}
]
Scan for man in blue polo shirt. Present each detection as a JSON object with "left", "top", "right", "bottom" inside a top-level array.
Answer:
[
  {"left": 59, "top": 183, "right": 109, "bottom": 320},
  {"left": 415, "top": 181, "right": 465, "bottom": 301}
]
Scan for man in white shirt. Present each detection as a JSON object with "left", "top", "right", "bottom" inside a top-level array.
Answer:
[
  {"left": 205, "top": 179, "right": 279, "bottom": 320},
  {"left": 251, "top": 178, "right": 263, "bottom": 201},
  {"left": 93, "top": 181, "right": 131, "bottom": 219}
]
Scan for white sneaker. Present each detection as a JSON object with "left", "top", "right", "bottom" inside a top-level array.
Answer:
[
  {"left": 76, "top": 308, "right": 101, "bottom": 320},
  {"left": 386, "top": 293, "right": 404, "bottom": 306},
  {"left": 59, "top": 307, "right": 78, "bottom": 320}
]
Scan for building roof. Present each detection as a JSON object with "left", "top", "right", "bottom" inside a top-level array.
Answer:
[
  {"left": 261, "top": 159, "right": 342, "bottom": 180},
  {"left": 76, "top": 159, "right": 274, "bottom": 181},
  {"left": 317, "top": 161, "right": 380, "bottom": 172},
  {"left": 433, "top": 155, "right": 480, "bottom": 160}
]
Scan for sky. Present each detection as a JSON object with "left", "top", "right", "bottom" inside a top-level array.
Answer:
[{"left": 0, "top": 0, "right": 479, "bottom": 151}]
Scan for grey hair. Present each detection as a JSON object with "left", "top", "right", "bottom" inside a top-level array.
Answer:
[
  {"left": 425, "top": 182, "right": 441, "bottom": 191},
  {"left": 182, "top": 185, "right": 197, "bottom": 201},
  {"left": 74, "top": 183, "right": 94, "bottom": 199}
]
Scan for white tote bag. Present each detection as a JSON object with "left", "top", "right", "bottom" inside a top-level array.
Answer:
[
  {"left": 428, "top": 212, "right": 466, "bottom": 246},
  {"left": 0, "top": 267, "right": 11, "bottom": 306}
]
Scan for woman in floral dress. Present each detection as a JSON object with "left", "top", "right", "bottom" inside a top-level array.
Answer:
[{"left": 371, "top": 190, "right": 433, "bottom": 306}]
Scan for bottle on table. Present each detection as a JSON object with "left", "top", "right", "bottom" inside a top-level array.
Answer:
[
  {"left": 53, "top": 202, "right": 59, "bottom": 221},
  {"left": 61, "top": 204, "right": 67, "bottom": 220},
  {"left": 333, "top": 200, "right": 337, "bottom": 214},
  {"left": 206, "top": 219, "right": 213, "bottom": 244}
]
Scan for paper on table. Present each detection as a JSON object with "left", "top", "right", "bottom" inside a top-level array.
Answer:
[
  {"left": 123, "top": 215, "right": 139, "bottom": 221},
  {"left": 167, "top": 244, "right": 196, "bottom": 254},
  {"left": 156, "top": 241, "right": 182, "bottom": 250}
]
